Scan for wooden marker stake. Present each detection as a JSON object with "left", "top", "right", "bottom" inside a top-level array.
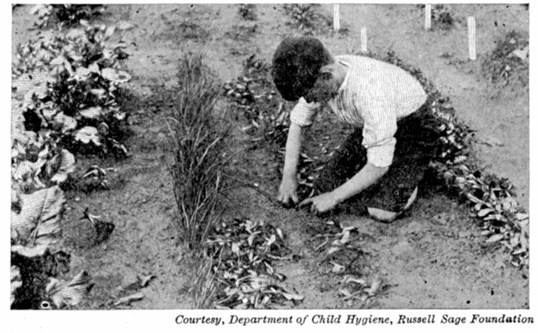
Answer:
[
  {"left": 425, "top": 4, "right": 432, "bottom": 30},
  {"left": 468, "top": 16, "right": 476, "bottom": 60},
  {"left": 361, "top": 27, "right": 367, "bottom": 53},
  {"left": 333, "top": 4, "right": 340, "bottom": 32}
]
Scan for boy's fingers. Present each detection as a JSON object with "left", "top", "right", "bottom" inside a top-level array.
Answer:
[
  {"left": 278, "top": 193, "right": 298, "bottom": 208},
  {"left": 291, "top": 193, "right": 299, "bottom": 204}
]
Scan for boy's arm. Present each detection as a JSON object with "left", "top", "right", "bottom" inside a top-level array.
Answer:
[
  {"left": 332, "top": 162, "right": 388, "bottom": 204},
  {"left": 278, "top": 122, "right": 303, "bottom": 205},
  {"left": 278, "top": 98, "right": 320, "bottom": 205},
  {"left": 299, "top": 161, "right": 388, "bottom": 213}
]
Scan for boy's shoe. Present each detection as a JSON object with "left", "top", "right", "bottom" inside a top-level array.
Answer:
[{"left": 366, "top": 186, "right": 418, "bottom": 223}]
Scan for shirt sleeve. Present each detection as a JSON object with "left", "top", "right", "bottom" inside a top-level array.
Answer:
[
  {"left": 361, "top": 95, "right": 398, "bottom": 168},
  {"left": 289, "top": 97, "right": 320, "bottom": 127}
]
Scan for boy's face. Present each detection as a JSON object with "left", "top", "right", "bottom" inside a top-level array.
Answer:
[{"left": 303, "top": 71, "right": 340, "bottom": 104}]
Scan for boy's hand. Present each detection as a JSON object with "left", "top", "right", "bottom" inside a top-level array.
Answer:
[
  {"left": 299, "top": 192, "right": 338, "bottom": 214},
  {"left": 277, "top": 177, "right": 299, "bottom": 207}
]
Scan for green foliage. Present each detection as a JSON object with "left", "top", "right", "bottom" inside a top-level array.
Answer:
[
  {"left": 31, "top": 4, "right": 106, "bottom": 29},
  {"left": 167, "top": 53, "right": 230, "bottom": 251},
  {"left": 482, "top": 30, "right": 529, "bottom": 87},
  {"left": 13, "top": 22, "right": 131, "bottom": 158}
]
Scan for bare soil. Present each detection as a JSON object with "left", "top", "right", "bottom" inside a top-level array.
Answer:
[{"left": 11, "top": 4, "right": 529, "bottom": 309}]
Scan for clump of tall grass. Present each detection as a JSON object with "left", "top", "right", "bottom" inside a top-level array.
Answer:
[{"left": 166, "top": 53, "right": 229, "bottom": 251}]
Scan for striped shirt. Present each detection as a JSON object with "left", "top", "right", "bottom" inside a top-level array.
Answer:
[{"left": 290, "top": 55, "right": 427, "bottom": 167}]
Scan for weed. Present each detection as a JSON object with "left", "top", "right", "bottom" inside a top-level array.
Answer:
[
  {"left": 282, "top": 4, "right": 330, "bottom": 35},
  {"left": 482, "top": 30, "right": 529, "bottom": 87},
  {"left": 166, "top": 53, "right": 230, "bottom": 251},
  {"left": 238, "top": 4, "right": 257, "bottom": 21},
  {"left": 432, "top": 5, "right": 455, "bottom": 30}
]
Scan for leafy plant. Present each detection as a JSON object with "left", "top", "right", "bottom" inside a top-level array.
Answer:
[
  {"left": 11, "top": 186, "right": 66, "bottom": 259},
  {"left": 12, "top": 131, "right": 76, "bottom": 195},
  {"left": 238, "top": 4, "right": 257, "bottom": 21},
  {"left": 45, "top": 270, "right": 93, "bottom": 309},
  {"left": 282, "top": 4, "right": 330, "bottom": 35},
  {"left": 166, "top": 53, "right": 230, "bottom": 250},
  {"left": 12, "top": 22, "right": 131, "bottom": 158},
  {"left": 31, "top": 4, "right": 106, "bottom": 29}
]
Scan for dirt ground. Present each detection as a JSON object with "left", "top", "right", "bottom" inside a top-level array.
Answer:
[{"left": 11, "top": 4, "right": 529, "bottom": 309}]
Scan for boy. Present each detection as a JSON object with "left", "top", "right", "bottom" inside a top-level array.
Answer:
[{"left": 272, "top": 37, "right": 440, "bottom": 222}]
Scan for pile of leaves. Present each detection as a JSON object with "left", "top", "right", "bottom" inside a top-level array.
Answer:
[
  {"left": 482, "top": 30, "right": 529, "bottom": 87},
  {"left": 206, "top": 219, "right": 304, "bottom": 309},
  {"left": 282, "top": 4, "right": 331, "bottom": 35},
  {"left": 310, "top": 221, "right": 387, "bottom": 307},
  {"left": 12, "top": 21, "right": 131, "bottom": 158},
  {"left": 223, "top": 54, "right": 289, "bottom": 148},
  {"left": 31, "top": 4, "right": 106, "bottom": 29},
  {"left": 380, "top": 51, "right": 529, "bottom": 268}
]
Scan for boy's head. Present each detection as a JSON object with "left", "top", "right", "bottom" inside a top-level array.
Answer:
[{"left": 272, "top": 37, "right": 338, "bottom": 103}]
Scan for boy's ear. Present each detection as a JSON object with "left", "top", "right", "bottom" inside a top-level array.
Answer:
[
  {"left": 319, "top": 67, "right": 333, "bottom": 80},
  {"left": 321, "top": 72, "right": 332, "bottom": 80}
]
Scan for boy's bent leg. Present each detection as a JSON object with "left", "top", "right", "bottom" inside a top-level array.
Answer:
[{"left": 363, "top": 104, "right": 441, "bottom": 221}]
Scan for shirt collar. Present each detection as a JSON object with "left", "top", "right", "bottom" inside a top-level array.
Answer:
[{"left": 336, "top": 58, "right": 351, "bottom": 93}]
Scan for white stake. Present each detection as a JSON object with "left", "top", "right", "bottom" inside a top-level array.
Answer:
[
  {"left": 468, "top": 16, "right": 476, "bottom": 60},
  {"left": 361, "top": 27, "right": 367, "bottom": 53},
  {"left": 425, "top": 4, "right": 432, "bottom": 30},
  {"left": 333, "top": 4, "right": 340, "bottom": 32}
]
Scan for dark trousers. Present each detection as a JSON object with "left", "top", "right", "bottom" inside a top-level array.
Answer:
[{"left": 313, "top": 102, "right": 441, "bottom": 214}]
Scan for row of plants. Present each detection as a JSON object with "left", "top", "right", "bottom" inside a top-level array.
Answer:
[
  {"left": 376, "top": 51, "right": 529, "bottom": 268},
  {"left": 11, "top": 6, "right": 132, "bottom": 308}
]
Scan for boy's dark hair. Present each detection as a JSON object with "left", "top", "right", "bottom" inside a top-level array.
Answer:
[{"left": 272, "top": 37, "right": 332, "bottom": 101}]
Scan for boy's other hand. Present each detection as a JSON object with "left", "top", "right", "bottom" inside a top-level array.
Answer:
[
  {"left": 299, "top": 192, "right": 338, "bottom": 214},
  {"left": 277, "top": 177, "right": 299, "bottom": 207}
]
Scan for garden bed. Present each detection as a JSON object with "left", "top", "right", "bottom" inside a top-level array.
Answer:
[{"left": 10, "top": 3, "right": 529, "bottom": 311}]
